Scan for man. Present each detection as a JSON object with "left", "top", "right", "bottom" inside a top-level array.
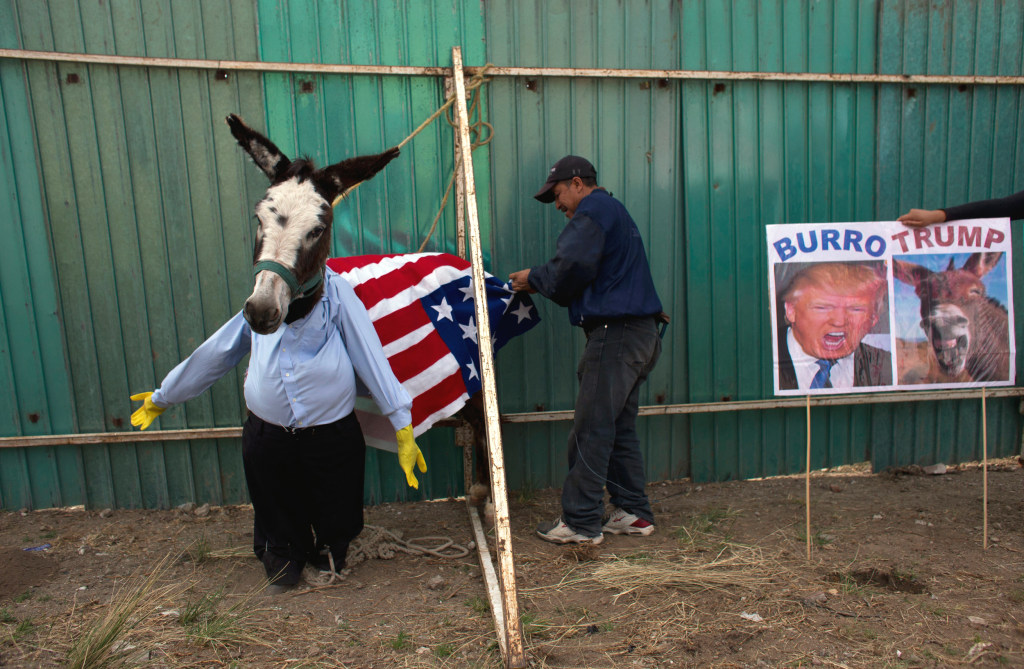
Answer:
[
  {"left": 509, "top": 155, "right": 664, "bottom": 545},
  {"left": 777, "top": 262, "right": 892, "bottom": 390},
  {"left": 898, "top": 189, "right": 1024, "bottom": 227}
]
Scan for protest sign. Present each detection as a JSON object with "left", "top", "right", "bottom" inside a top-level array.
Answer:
[{"left": 767, "top": 219, "right": 1015, "bottom": 395}]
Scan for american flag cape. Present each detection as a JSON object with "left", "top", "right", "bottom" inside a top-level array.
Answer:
[{"left": 326, "top": 253, "right": 540, "bottom": 452}]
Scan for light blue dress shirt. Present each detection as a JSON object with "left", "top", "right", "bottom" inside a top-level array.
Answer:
[{"left": 151, "top": 269, "right": 412, "bottom": 431}]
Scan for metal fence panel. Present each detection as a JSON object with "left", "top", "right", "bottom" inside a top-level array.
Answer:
[
  {"left": 1, "top": 0, "right": 264, "bottom": 509},
  {"left": 1, "top": 0, "right": 1022, "bottom": 509}
]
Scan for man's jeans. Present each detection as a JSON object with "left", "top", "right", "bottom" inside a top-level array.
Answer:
[{"left": 562, "top": 316, "right": 662, "bottom": 536}]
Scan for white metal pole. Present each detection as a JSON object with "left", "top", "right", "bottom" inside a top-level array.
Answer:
[{"left": 451, "top": 46, "right": 527, "bottom": 669}]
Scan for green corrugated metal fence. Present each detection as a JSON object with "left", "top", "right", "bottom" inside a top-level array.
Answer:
[
  {"left": 1, "top": 0, "right": 1022, "bottom": 510},
  {"left": 486, "top": 0, "right": 1024, "bottom": 488}
]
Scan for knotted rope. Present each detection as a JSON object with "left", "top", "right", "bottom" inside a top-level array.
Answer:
[
  {"left": 330, "top": 64, "right": 495, "bottom": 251},
  {"left": 304, "top": 524, "right": 471, "bottom": 587},
  {"left": 209, "top": 524, "right": 471, "bottom": 588},
  {"left": 349, "top": 523, "right": 471, "bottom": 562}
]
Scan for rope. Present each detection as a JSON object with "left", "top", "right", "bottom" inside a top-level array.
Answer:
[
  {"left": 209, "top": 523, "right": 471, "bottom": 589},
  {"left": 208, "top": 526, "right": 470, "bottom": 562},
  {"left": 301, "top": 524, "right": 471, "bottom": 588},
  {"left": 329, "top": 64, "right": 495, "bottom": 252},
  {"left": 415, "top": 80, "right": 493, "bottom": 252},
  {"left": 349, "top": 523, "right": 471, "bottom": 561}
]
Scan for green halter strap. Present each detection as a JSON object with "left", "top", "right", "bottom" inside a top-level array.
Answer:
[{"left": 253, "top": 260, "right": 324, "bottom": 299}]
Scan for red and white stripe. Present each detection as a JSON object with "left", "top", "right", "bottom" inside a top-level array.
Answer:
[{"left": 326, "top": 253, "right": 477, "bottom": 439}]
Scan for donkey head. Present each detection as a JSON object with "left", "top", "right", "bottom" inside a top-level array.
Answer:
[
  {"left": 226, "top": 113, "right": 399, "bottom": 334},
  {"left": 893, "top": 252, "right": 1006, "bottom": 378}
]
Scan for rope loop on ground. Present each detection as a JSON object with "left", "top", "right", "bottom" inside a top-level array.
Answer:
[
  {"left": 355, "top": 524, "right": 471, "bottom": 560},
  {"left": 302, "top": 524, "right": 471, "bottom": 588}
]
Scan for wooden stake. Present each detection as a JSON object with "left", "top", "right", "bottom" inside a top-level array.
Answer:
[
  {"left": 450, "top": 46, "right": 527, "bottom": 669},
  {"left": 806, "top": 394, "right": 812, "bottom": 561},
  {"left": 983, "top": 386, "right": 988, "bottom": 550}
]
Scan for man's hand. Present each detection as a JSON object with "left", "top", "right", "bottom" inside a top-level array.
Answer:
[
  {"left": 508, "top": 269, "right": 536, "bottom": 293},
  {"left": 898, "top": 208, "right": 946, "bottom": 228},
  {"left": 396, "top": 425, "right": 427, "bottom": 489},
  {"left": 130, "top": 392, "right": 166, "bottom": 430}
]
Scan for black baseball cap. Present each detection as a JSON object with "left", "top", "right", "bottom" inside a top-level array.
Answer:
[{"left": 533, "top": 155, "right": 597, "bottom": 203}]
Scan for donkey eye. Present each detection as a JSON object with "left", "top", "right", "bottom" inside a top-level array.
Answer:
[{"left": 309, "top": 225, "right": 326, "bottom": 239}]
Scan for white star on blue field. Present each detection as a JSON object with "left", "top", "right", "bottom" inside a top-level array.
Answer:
[{"left": 419, "top": 274, "right": 540, "bottom": 393}]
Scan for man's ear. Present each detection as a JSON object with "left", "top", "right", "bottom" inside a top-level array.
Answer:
[{"left": 784, "top": 301, "right": 796, "bottom": 324}]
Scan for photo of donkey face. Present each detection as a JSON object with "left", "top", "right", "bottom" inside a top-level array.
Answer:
[
  {"left": 893, "top": 252, "right": 1009, "bottom": 383},
  {"left": 226, "top": 114, "right": 399, "bottom": 334}
]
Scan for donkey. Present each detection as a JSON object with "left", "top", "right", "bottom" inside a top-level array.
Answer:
[
  {"left": 893, "top": 252, "right": 1010, "bottom": 384},
  {"left": 227, "top": 114, "right": 493, "bottom": 508},
  {"left": 227, "top": 114, "right": 399, "bottom": 333}
]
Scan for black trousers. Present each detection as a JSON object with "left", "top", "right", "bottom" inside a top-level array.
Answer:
[{"left": 242, "top": 412, "right": 366, "bottom": 585}]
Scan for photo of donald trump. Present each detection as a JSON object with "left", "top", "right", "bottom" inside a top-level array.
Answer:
[{"left": 775, "top": 261, "right": 893, "bottom": 391}]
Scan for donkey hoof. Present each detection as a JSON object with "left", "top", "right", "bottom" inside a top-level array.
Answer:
[
  {"left": 468, "top": 483, "right": 490, "bottom": 506},
  {"left": 483, "top": 501, "right": 495, "bottom": 527}
]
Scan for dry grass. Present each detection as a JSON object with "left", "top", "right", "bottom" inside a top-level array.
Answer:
[
  {"left": 178, "top": 581, "right": 267, "bottom": 649},
  {"left": 48, "top": 554, "right": 274, "bottom": 668},
  {"left": 64, "top": 554, "right": 185, "bottom": 668},
  {"left": 516, "top": 543, "right": 792, "bottom": 666},
  {"left": 572, "top": 543, "right": 779, "bottom": 599}
]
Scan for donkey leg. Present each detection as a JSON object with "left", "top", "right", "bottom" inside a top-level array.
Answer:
[{"left": 458, "top": 393, "right": 491, "bottom": 507}]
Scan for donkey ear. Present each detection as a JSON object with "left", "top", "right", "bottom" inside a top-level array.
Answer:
[
  {"left": 226, "top": 113, "right": 291, "bottom": 182},
  {"left": 314, "top": 147, "right": 401, "bottom": 203},
  {"left": 893, "top": 258, "right": 931, "bottom": 288},
  {"left": 963, "top": 251, "right": 1003, "bottom": 278}
]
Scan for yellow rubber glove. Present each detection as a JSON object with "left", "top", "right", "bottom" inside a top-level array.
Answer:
[
  {"left": 130, "top": 391, "right": 166, "bottom": 430},
  {"left": 396, "top": 424, "right": 427, "bottom": 489}
]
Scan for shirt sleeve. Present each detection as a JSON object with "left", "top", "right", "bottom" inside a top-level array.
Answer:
[
  {"left": 151, "top": 312, "right": 252, "bottom": 408},
  {"left": 527, "top": 213, "right": 606, "bottom": 306},
  {"left": 329, "top": 278, "right": 413, "bottom": 431},
  {"left": 943, "top": 189, "right": 1024, "bottom": 222}
]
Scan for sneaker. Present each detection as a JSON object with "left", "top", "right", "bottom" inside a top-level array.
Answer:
[
  {"left": 536, "top": 518, "right": 604, "bottom": 545},
  {"left": 602, "top": 507, "right": 655, "bottom": 536}
]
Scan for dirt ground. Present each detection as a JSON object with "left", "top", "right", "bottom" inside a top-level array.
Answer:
[{"left": 2, "top": 458, "right": 1024, "bottom": 668}]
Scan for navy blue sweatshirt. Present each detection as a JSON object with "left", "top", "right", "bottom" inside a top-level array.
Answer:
[{"left": 527, "top": 189, "right": 663, "bottom": 327}]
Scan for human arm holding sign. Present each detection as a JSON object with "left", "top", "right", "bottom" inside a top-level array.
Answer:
[{"left": 899, "top": 190, "right": 1024, "bottom": 227}]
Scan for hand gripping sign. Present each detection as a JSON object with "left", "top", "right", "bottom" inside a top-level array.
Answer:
[{"left": 766, "top": 220, "right": 1015, "bottom": 396}]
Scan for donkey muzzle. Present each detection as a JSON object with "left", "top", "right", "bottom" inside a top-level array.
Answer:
[
  {"left": 922, "top": 305, "right": 970, "bottom": 376},
  {"left": 244, "top": 268, "right": 292, "bottom": 334},
  {"left": 244, "top": 290, "right": 286, "bottom": 335},
  {"left": 245, "top": 262, "right": 325, "bottom": 334}
]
